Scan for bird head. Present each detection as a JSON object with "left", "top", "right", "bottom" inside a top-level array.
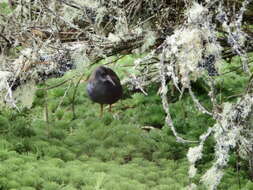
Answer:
[{"left": 94, "top": 66, "right": 116, "bottom": 86}]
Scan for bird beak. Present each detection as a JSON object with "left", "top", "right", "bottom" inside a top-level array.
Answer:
[{"left": 106, "top": 75, "right": 116, "bottom": 86}]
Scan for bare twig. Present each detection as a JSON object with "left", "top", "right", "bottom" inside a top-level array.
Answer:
[
  {"left": 44, "top": 86, "right": 50, "bottom": 136},
  {"left": 71, "top": 72, "right": 86, "bottom": 120},
  {"left": 56, "top": 80, "right": 73, "bottom": 111}
]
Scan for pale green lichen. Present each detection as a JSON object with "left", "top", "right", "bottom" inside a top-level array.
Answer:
[{"left": 201, "top": 166, "right": 224, "bottom": 190}]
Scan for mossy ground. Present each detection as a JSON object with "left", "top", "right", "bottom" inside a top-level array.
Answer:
[{"left": 0, "top": 55, "right": 253, "bottom": 190}]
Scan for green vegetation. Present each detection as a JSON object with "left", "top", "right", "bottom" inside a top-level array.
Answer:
[
  {"left": 0, "top": 2, "right": 12, "bottom": 15},
  {"left": 0, "top": 55, "right": 253, "bottom": 190}
]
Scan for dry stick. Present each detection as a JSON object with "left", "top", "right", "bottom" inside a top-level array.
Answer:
[
  {"left": 0, "top": 33, "right": 12, "bottom": 45},
  {"left": 39, "top": 0, "right": 81, "bottom": 31},
  {"left": 105, "top": 55, "right": 126, "bottom": 65},
  {"left": 71, "top": 72, "right": 86, "bottom": 120},
  {"left": 226, "top": 92, "right": 245, "bottom": 100},
  {"left": 57, "top": 0, "right": 82, "bottom": 10},
  {"left": 220, "top": 65, "right": 243, "bottom": 75},
  {"left": 4, "top": 80, "right": 20, "bottom": 112},
  {"left": 40, "top": 74, "right": 84, "bottom": 137},
  {"left": 100, "top": 104, "right": 104, "bottom": 117},
  {"left": 44, "top": 79, "right": 72, "bottom": 90},
  {"left": 246, "top": 73, "right": 253, "bottom": 93},
  {"left": 42, "top": 78, "right": 75, "bottom": 136},
  {"left": 56, "top": 80, "right": 73, "bottom": 112},
  {"left": 44, "top": 87, "right": 49, "bottom": 137}
]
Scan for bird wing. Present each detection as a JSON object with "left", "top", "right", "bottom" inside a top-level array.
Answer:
[{"left": 106, "top": 69, "right": 121, "bottom": 84}]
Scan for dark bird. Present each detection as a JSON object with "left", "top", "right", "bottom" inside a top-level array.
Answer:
[{"left": 87, "top": 66, "right": 123, "bottom": 116}]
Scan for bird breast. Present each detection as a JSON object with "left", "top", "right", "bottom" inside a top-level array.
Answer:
[{"left": 87, "top": 80, "right": 122, "bottom": 104}]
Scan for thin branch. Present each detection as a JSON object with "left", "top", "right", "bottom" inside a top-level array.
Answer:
[
  {"left": 44, "top": 79, "right": 72, "bottom": 90},
  {"left": 71, "top": 72, "right": 86, "bottom": 120},
  {"left": 56, "top": 80, "right": 73, "bottom": 111}
]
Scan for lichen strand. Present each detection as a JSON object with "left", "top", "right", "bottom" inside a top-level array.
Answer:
[
  {"left": 128, "top": 1, "right": 252, "bottom": 189},
  {"left": 190, "top": 94, "right": 253, "bottom": 190}
]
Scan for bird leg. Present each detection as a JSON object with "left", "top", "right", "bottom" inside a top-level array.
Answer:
[
  {"left": 109, "top": 104, "right": 112, "bottom": 112},
  {"left": 100, "top": 104, "right": 104, "bottom": 117}
]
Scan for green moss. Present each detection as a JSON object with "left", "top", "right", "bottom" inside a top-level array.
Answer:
[
  {"left": 243, "top": 181, "right": 253, "bottom": 190},
  {"left": 35, "top": 89, "right": 46, "bottom": 98},
  {"left": 0, "top": 2, "right": 12, "bottom": 15},
  {"left": 7, "top": 180, "right": 20, "bottom": 189},
  {"left": 20, "top": 187, "right": 36, "bottom": 190},
  {"left": 0, "top": 115, "right": 10, "bottom": 131},
  {"left": 42, "top": 182, "right": 61, "bottom": 190},
  {"left": 12, "top": 118, "right": 36, "bottom": 138},
  {"left": 55, "top": 109, "right": 64, "bottom": 120}
]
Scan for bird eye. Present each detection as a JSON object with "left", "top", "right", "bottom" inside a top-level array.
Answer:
[{"left": 101, "top": 72, "right": 106, "bottom": 77}]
